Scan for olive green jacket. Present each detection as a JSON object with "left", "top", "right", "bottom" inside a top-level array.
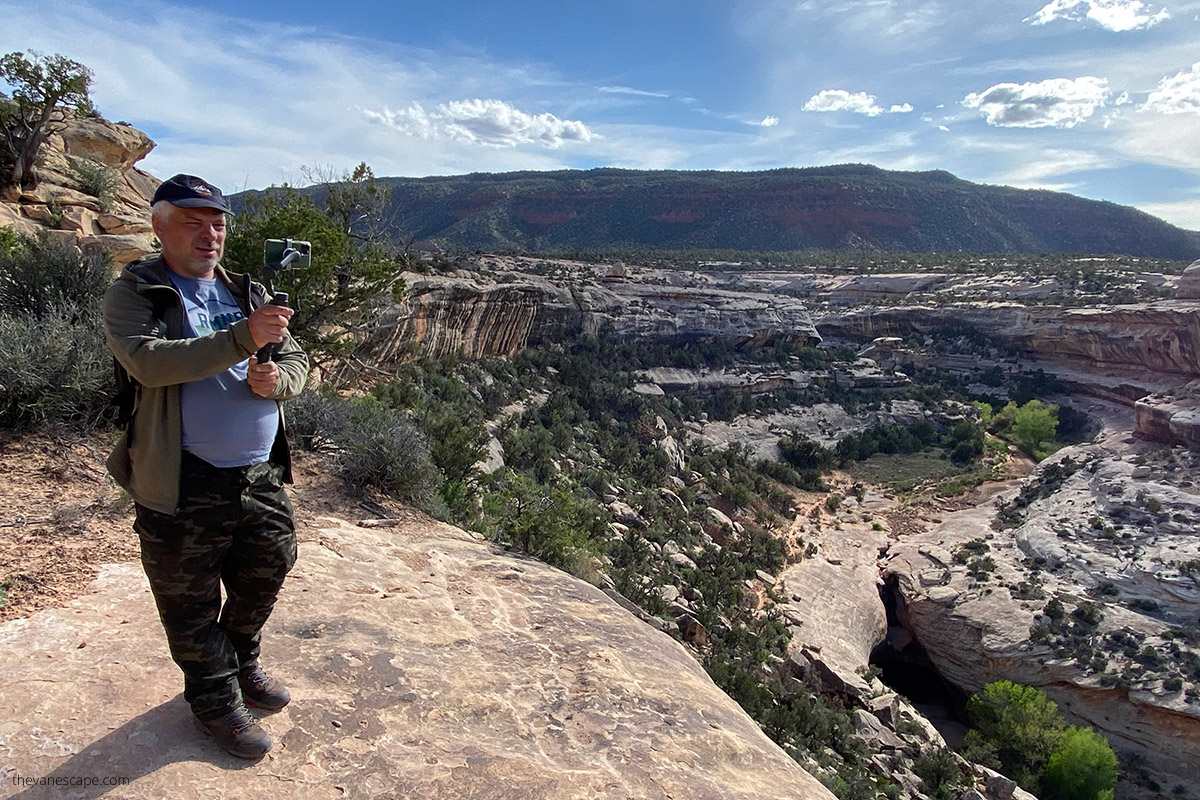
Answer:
[{"left": 103, "top": 256, "right": 309, "bottom": 514}]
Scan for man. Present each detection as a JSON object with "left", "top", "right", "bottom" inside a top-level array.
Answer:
[{"left": 103, "top": 174, "right": 308, "bottom": 759}]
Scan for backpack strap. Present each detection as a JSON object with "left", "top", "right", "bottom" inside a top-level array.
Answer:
[{"left": 109, "top": 284, "right": 173, "bottom": 429}]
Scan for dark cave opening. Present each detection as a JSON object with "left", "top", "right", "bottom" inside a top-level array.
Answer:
[{"left": 870, "top": 574, "right": 971, "bottom": 747}]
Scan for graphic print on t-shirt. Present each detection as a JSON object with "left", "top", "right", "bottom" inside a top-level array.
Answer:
[
  {"left": 188, "top": 288, "right": 244, "bottom": 336},
  {"left": 166, "top": 271, "right": 277, "bottom": 468}
]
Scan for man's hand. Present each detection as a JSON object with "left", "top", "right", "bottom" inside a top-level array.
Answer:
[
  {"left": 246, "top": 356, "right": 280, "bottom": 397},
  {"left": 247, "top": 304, "right": 294, "bottom": 350}
]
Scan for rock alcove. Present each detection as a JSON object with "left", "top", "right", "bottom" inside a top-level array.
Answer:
[{"left": 870, "top": 575, "right": 970, "bottom": 747}]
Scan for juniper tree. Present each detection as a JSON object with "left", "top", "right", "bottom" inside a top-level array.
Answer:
[{"left": 0, "top": 51, "right": 94, "bottom": 189}]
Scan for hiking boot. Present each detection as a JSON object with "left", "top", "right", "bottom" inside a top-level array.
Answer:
[
  {"left": 239, "top": 665, "right": 291, "bottom": 710},
  {"left": 194, "top": 705, "right": 273, "bottom": 759}
]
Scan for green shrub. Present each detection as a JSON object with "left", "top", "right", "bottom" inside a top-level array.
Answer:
[
  {"left": 337, "top": 397, "right": 438, "bottom": 504},
  {"left": 0, "top": 226, "right": 21, "bottom": 254},
  {"left": 285, "top": 385, "right": 350, "bottom": 452},
  {"left": 70, "top": 157, "right": 121, "bottom": 211},
  {"left": 913, "top": 748, "right": 963, "bottom": 800},
  {"left": 779, "top": 434, "right": 835, "bottom": 470},
  {"left": 0, "top": 306, "right": 111, "bottom": 429},
  {"left": 0, "top": 232, "right": 113, "bottom": 430},
  {"left": 1040, "top": 726, "right": 1118, "bottom": 800},
  {"left": 1072, "top": 601, "right": 1104, "bottom": 627},
  {"left": 962, "top": 680, "right": 1065, "bottom": 786},
  {"left": 0, "top": 230, "right": 110, "bottom": 318},
  {"left": 286, "top": 388, "right": 437, "bottom": 507},
  {"left": 962, "top": 680, "right": 1118, "bottom": 800},
  {"left": 481, "top": 470, "right": 602, "bottom": 573},
  {"left": 756, "top": 458, "right": 824, "bottom": 491},
  {"left": 1044, "top": 597, "right": 1066, "bottom": 621},
  {"left": 968, "top": 555, "right": 997, "bottom": 580}
]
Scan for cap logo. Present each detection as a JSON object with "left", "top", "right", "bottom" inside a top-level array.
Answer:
[{"left": 188, "top": 180, "right": 214, "bottom": 196}]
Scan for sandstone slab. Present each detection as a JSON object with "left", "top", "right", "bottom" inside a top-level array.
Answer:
[
  {"left": 883, "top": 431, "right": 1200, "bottom": 793},
  {"left": 0, "top": 516, "right": 834, "bottom": 800}
]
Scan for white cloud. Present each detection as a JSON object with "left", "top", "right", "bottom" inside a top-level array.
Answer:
[
  {"left": 0, "top": 0, "right": 607, "bottom": 185},
  {"left": 1136, "top": 197, "right": 1200, "bottom": 229},
  {"left": 597, "top": 86, "right": 671, "bottom": 98},
  {"left": 1143, "top": 62, "right": 1200, "bottom": 114},
  {"left": 963, "top": 77, "right": 1111, "bottom": 127},
  {"left": 760, "top": 116, "right": 781, "bottom": 127},
  {"left": 803, "top": 90, "right": 911, "bottom": 117},
  {"left": 363, "top": 99, "right": 595, "bottom": 148},
  {"left": 1025, "top": 0, "right": 1170, "bottom": 31},
  {"left": 1004, "top": 149, "right": 1111, "bottom": 184},
  {"left": 1113, "top": 104, "right": 1200, "bottom": 171},
  {"left": 739, "top": 0, "right": 955, "bottom": 56}
]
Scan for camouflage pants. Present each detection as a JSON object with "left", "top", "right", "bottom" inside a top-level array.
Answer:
[{"left": 134, "top": 451, "right": 297, "bottom": 720}]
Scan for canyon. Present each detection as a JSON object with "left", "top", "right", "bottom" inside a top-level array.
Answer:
[
  {"left": 356, "top": 254, "right": 1200, "bottom": 796},
  {"left": 4, "top": 117, "right": 1200, "bottom": 799}
]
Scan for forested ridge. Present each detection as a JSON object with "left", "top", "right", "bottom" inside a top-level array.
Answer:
[{"left": 237, "top": 164, "right": 1200, "bottom": 259}]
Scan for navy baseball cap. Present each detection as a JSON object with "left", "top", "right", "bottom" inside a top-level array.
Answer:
[{"left": 151, "top": 174, "right": 234, "bottom": 214}]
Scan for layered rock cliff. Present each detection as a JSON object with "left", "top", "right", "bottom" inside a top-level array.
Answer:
[
  {"left": 815, "top": 303, "right": 1200, "bottom": 395},
  {"left": 0, "top": 118, "right": 158, "bottom": 265},
  {"left": 358, "top": 258, "right": 821, "bottom": 362}
]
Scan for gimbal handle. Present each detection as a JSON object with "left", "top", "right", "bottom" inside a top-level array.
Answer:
[{"left": 255, "top": 290, "right": 290, "bottom": 364}]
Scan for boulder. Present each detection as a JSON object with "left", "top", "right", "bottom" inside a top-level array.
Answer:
[
  {"left": 608, "top": 500, "right": 647, "bottom": 531},
  {"left": 59, "top": 205, "right": 102, "bottom": 235},
  {"left": 0, "top": 516, "right": 835, "bottom": 800},
  {"left": 0, "top": 202, "right": 38, "bottom": 236},
  {"left": 1135, "top": 393, "right": 1200, "bottom": 446},
  {"left": 0, "top": 117, "right": 159, "bottom": 266},
  {"left": 657, "top": 435, "right": 687, "bottom": 475},
  {"left": 60, "top": 118, "right": 155, "bottom": 171},
  {"left": 1178, "top": 259, "right": 1200, "bottom": 300}
]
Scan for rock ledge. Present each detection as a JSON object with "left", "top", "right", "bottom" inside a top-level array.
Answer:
[{"left": 0, "top": 514, "right": 833, "bottom": 800}]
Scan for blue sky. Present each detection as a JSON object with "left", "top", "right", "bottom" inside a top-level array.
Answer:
[{"left": 4, "top": 0, "right": 1200, "bottom": 230}]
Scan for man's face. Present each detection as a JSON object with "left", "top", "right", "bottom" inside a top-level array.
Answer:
[{"left": 152, "top": 204, "right": 227, "bottom": 279}]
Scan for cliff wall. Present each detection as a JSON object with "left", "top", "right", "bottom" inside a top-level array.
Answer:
[
  {"left": 817, "top": 302, "right": 1200, "bottom": 399},
  {"left": 882, "top": 435, "right": 1200, "bottom": 794},
  {"left": 359, "top": 262, "right": 821, "bottom": 361}
]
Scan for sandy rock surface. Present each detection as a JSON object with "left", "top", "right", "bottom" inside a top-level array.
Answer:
[
  {"left": 0, "top": 514, "right": 834, "bottom": 800},
  {"left": 778, "top": 489, "right": 893, "bottom": 696}
]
